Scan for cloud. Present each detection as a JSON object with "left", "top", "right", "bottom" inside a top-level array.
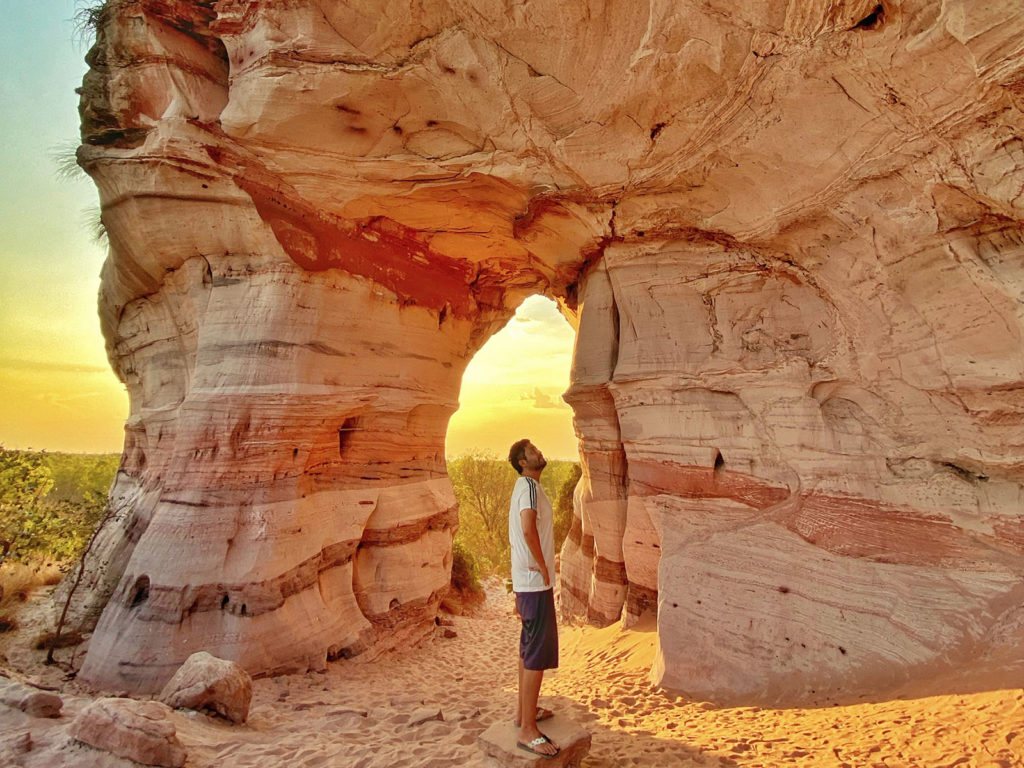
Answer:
[
  {"left": 521, "top": 386, "right": 566, "bottom": 410},
  {"left": 508, "top": 296, "right": 575, "bottom": 340},
  {"left": 0, "top": 358, "right": 110, "bottom": 375}
]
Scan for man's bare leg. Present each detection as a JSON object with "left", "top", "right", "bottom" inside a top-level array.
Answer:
[
  {"left": 517, "top": 658, "right": 557, "bottom": 755},
  {"left": 516, "top": 657, "right": 523, "bottom": 726}
]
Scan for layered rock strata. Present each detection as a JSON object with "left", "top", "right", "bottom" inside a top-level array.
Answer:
[{"left": 71, "top": 0, "right": 1024, "bottom": 704}]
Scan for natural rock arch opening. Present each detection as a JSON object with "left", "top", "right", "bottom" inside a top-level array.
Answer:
[
  {"left": 445, "top": 294, "right": 577, "bottom": 462},
  {"left": 63, "top": 0, "right": 1024, "bottom": 706}
]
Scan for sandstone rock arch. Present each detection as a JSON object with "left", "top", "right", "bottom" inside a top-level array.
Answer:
[{"left": 67, "top": 0, "right": 1024, "bottom": 704}]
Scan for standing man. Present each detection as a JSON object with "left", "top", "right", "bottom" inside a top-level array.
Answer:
[{"left": 507, "top": 438, "right": 559, "bottom": 758}]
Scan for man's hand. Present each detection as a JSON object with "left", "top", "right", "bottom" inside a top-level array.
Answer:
[{"left": 528, "top": 564, "right": 551, "bottom": 587}]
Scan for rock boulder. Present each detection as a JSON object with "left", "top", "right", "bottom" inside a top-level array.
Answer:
[
  {"left": 158, "top": 651, "right": 252, "bottom": 723},
  {"left": 70, "top": 698, "right": 186, "bottom": 768},
  {"left": 0, "top": 677, "right": 62, "bottom": 718}
]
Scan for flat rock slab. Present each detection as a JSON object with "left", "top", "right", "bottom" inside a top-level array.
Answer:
[
  {"left": 478, "top": 715, "right": 591, "bottom": 768},
  {"left": 71, "top": 697, "right": 186, "bottom": 768}
]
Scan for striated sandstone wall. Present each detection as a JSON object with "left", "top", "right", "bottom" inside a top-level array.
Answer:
[{"left": 70, "top": 0, "right": 1024, "bottom": 704}]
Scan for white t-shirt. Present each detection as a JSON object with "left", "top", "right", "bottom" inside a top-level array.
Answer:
[{"left": 508, "top": 475, "right": 555, "bottom": 593}]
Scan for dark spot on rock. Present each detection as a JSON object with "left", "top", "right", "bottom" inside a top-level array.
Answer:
[
  {"left": 442, "top": 65, "right": 456, "bottom": 74},
  {"left": 128, "top": 575, "right": 150, "bottom": 609},
  {"left": 426, "top": 120, "right": 438, "bottom": 127},
  {"left": 335, "top": 104, "right": 361, "bottom": 115},
  {"left": 942, "top": 461, "right": 988, "bottom": 483},
  {"left": 851, "top": 4, "right": 884, "bottom": 30},
  {"left": 839, "top": 646, "right": 847, "bottom": 655},
  {"left": 339, "top": 417, "right": 359, "bottom": 456},
  {"left": 348, "top": 126, "right": 367, "bottom": 134},
  {"left": 778, "top": 585, "right": 790, "bottom": 593},
  {"left": 650, "top": 122, "right": 667, "bottom": 140}
]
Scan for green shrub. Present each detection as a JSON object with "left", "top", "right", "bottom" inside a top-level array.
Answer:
[
  {"left": 447, "top": 451, "right": 580, "bottom": 581},
  {"left": 450, "top": 538, "right": 482, "bottom": 594},
  {"left": 0, "top": 448, "right": 116, "bottom": 568},
  {"left": 554, "top": 463, "right": 582, "bottom": 551}
]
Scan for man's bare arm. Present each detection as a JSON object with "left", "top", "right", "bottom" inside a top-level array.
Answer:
[{"left": 520, "top": 507, "right": 550, "bottom": 586}]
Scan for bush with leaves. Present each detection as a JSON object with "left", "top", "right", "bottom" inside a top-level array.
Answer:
[
  {"left": 554, "top": 462, "right": 582, "bottom": 551},
  {"left": 449, "top": 538, "right": 482, "bottom": 594},
  {"left": 447, "top": 451, "right": 580, "bottom": 580},
  {"left": 0, "top": 448, "right": 55, "bottom": 566},
  {"left": 447, "top": 451, "right": 517, "bottom": 576},
  {"left": 0, "top": 448, "right": 115, "bottom": 569},
  {"left": 43, "top": 452, "right": 119, "bottom": 505}
]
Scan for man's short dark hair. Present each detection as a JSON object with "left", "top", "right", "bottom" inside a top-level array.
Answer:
[{"left": 508, "top": 438, "right": 531, "bottom": 474}]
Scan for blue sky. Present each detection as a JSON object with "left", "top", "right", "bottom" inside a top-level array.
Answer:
[{"left": 0, "top": 0, "right": 129, "bottom": 453}]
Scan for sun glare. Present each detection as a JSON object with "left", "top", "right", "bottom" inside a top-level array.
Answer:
[{"left": 445, "top": 295, "right": 578, "bottom": 461}]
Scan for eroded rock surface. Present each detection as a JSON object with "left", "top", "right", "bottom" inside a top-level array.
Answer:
[
  {"left": 0, "top": 729, "right": 32, "bottom": 767},
  {"left": 158, "top": 651, "right": 252, "bottom": 723},
  {"left": 70, "top": 698, "right": 186, "bottom": 768},
  {"left": 0, "top": 677, "right": 62, "bottom": 718},
  {"left": 68, "top": 0, "right": 1024, "bottom": 703}
]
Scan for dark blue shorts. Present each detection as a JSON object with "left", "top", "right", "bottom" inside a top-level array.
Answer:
[{"left": 516, "top": 588, "right": 558, "bottom": 671}]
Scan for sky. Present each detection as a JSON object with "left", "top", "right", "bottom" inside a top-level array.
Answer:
[
  {"left": 446, "top": 296, "right": 578, "bottom": 460},
  {"left": 0, "top": 1, "right": 579, "bottom": 460}
]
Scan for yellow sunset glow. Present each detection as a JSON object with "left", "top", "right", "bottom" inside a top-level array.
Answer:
[
  {"left": 446, "top": 295, "right": 578, "bottom": 461},
  {"left": 0, "top": 277, "right": 578, "bottom": 459},
  {"left": 0, "top": 5, "right": 579, "bottom": 461}
]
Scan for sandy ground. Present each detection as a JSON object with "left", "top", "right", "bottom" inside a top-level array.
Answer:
[{"left": 2, "top": 582, "right": 1023, "bottom": 768}]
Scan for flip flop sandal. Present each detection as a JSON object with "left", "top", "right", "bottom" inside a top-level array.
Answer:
[{"left": 517, "top": 733, "right": 560, "bottom": 758}]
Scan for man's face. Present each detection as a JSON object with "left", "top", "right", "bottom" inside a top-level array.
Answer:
[{"left": 522, "top": 442, "right": 547, "bottom": 472}]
